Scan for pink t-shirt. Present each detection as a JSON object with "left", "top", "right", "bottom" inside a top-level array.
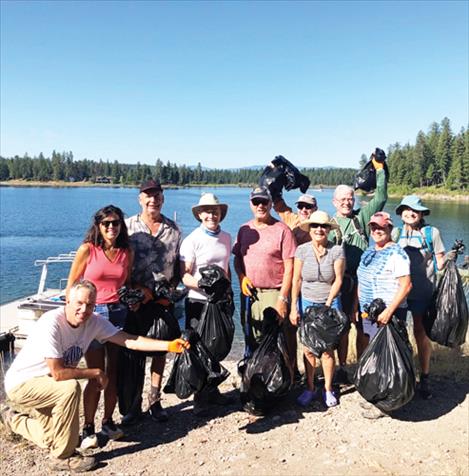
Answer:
[
  {"left": 232, "top": 220, "right": 296, "bottom": 289},
  {"left": 83, "top": 244, "right": 129, "bottom": 304}
]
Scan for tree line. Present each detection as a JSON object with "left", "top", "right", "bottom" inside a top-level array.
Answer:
[
  {"left": 0, "top": 117, "right": 467, "bottom": 190},
  {"left": 0, "top": 151, "right": 355, "bottom": 187}
]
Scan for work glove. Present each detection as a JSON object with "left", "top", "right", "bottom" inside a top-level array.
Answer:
[
  {"left": 444, "top": 250, "right": 458, "bottom": 263},
  {"left": 371, "top": 148, "right": 386, "bottom": 170},
  {"left": 167, "top": 338, "right": 190, "bottom": 353},
  {"left": 241, "top": 275, "right": 254, "bottom": 297}
]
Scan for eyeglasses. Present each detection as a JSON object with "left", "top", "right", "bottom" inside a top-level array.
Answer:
[
  {"left": 101, "top": 219, "right": 121, "bottom": 228},
  {"left": 202, "top": 208, "right": 219, "bottom": 215},
  {"left": 251, "top": 198, "right": 269, "bottom": 206},
  {"left": 297, "top": 203, "right": 315, "bottom": 210},
  {"left": 310, "top": 223, "right": 331, "bottom": 229}
]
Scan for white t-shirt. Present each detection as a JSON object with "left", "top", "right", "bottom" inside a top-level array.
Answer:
[
  {"left": 179, "top": 226, "right": 231, "bottom": 300},
  {"left": 4, "top": 307, "right": 119, "bottom": 393}
]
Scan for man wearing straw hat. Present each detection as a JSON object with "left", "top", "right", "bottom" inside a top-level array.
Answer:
[{"left": 180, "top": 192, "right": 233, "bottom": 415}]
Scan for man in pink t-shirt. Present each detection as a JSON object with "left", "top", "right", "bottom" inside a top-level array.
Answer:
[{"left": 233, "top": 186, "right": 296, "bottom": 352}]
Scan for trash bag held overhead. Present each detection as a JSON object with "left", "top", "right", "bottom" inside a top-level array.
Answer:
[
  {"left": 164, "top": 330, "right": 230, "bottom": 400},
  {"left": 258, "top": 155, "right": 310, "bottom": 201},
  {"left": 354, "top": 302, "right": 416, "bottom": 413},
  {"left": 239, "top": 309, "right": 293, "bottom": 407},
  {"left": 299, "top": 305, "right": 350, "bottom": 358},
  {"left": 424, "top": 241, "right": 468, "bottom": 347},
  {"left": 354, "top": 148, "right": 389, "bottom": 192}
]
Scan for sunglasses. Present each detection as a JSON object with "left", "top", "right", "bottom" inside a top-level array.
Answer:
[
  {"left": 251, "top": 198, "right": 269, "bottom": 206},
  {"left": 369, "top": 224, "right": 387, "bottom": 232},
  {"left": 101, "top": 219, "right": 121, "bottom": 228},
  {"left": 297, "top": 203, "right": 315, "bottom": 210},
  {"left": 310, "top": 223, "right": 331, "bottom": 229}
]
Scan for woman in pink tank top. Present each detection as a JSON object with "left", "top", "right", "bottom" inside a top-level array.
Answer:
[{"left": 67, "top": 205, "right": 133, "bottom": 448}]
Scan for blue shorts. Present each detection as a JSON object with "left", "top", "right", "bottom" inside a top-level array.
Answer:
[
  {"left": 88, "top": 302, "right": 127, "bottom": 351},
  {"left": 300, "top": 296, "right": 342, "bottom": 316},
  {"left": 362, "top": 307, "right": 408, "bottom": 340}
]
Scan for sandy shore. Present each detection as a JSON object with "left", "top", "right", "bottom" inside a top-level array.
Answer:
[{"left": 1, "top": 340, "right": 468, "bottom": 476}]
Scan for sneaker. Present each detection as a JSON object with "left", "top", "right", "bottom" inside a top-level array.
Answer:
[
  {"left": 419, "top": 377, "right": 433, "bottom": 400},
  {"left": 334, "top": 367, "right": 351, "bottom": 385},
  {"left": 149, "top": 400, "right": 169, "bottom": 422},
  {"left": 362, "top": 406, "right": 389, "bottom": 420},
  {"left": 323, "top": 390, "right": 338, "bottom": 408},
  {"left": 80, "top": 424, "right": 98, "bottom": 451},
  {"left": 48, "top": 452, "right": 97, "bottom": 473},
  {"left": 101, "top": 419, "right": 124, "bottom": 440},
  {"left": 296, "top": 389, "right": 318, "bottom": 407},
  {"left": 121, "top": 409, "right": 143, "bottom": 426},
  {"left": 242, "top": 401, "right": 265, "bottom": 417},
  {"left": 207, "top": 389, "right": 235, "bottom": 406}
]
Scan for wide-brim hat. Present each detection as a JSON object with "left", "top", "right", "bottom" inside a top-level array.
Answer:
[
  {"left": 300, "top": 210, "right": 338, "bottom": 232},
  {"left": 395, "top": 195, "right": 430, "bottom": 216},
  {"left": 192, "top": 193, "right": 228, "bottom": 222}
]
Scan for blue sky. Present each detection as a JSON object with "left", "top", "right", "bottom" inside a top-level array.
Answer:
[{"left": 1, "top": 0, "right": 467, "bottom": 169}]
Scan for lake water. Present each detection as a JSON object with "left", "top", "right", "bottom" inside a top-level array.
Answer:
[{"left": 1, "top": 186, "right": 468, "bottom": 343}]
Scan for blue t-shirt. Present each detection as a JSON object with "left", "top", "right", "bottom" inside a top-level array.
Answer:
[{"left": 357, "top": 243, "right": 410, "bottom": 311}]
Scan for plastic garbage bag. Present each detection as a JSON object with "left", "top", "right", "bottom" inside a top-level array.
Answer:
[
  {"left": 424, "top": 258, "right": 469, "bottom": 347},
  {"left": 0, "top": 332, "right": 15, "bottom": 368},
  {"left": 259, "top": 155, "right": 310, "bottom": 200},
  {"left": 354, "top": 148, "right": 389, "bottom": 192},
  {"left": 299, "top": 305, "right": 350, "bottom": 358},
  {"left": 354, "top": 316, "right": 416, "bottom": 412},
  {"left": 239, "top": 310, "right": 293, "bottom": 409},
  {"left": 146, "top": 306, "right": 181, "bottom": 356},
  {"left": 195, "top": 264, "right": 235, "bottom": 361},
  {"left": 117, "top": 345, "right": 146, "bottom": 416},
  {"left": 164, "top": 330, "right": 230, "bottom": 399}
]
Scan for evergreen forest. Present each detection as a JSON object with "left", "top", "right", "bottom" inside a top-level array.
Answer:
[{"left": 1, "top": 118, "right": 467, "bottom": 191}]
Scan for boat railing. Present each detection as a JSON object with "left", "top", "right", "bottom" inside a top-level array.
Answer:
[{"left": 34, "top": 251, "right": 77, "bottom": 295}]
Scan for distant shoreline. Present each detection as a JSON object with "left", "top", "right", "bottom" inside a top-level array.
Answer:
[{"left": 1, "top": 180, "right": 468, "bottom": 201}]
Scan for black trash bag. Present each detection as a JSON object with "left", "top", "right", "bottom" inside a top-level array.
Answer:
[
  {"left": 117, "top": 309, "right": 147, "bottom": 416},
  {"left": 153, "top": 272, "right": 188, "bottom": 303},
  {"left": 164, "top": 330, "right": 230, "bottom": 399},
  {"left": 0, "top": 332, "right": 15, "bottom": 368},
  {"left": 117, "top": 345, "right": 146, "bottom": 416},
  {"left": 239, "top": 309, "right": 293, "bottom": 409},
  {"left": 118, "top": 286, "right": 145, "bottom": 307},
  {"left": 196, "top": 298, "right": 235, "bottom": 361},
  {"left": 299, "top": 305, "right": 350, "bottom": 358},
  {"left": 146, "top": 306, "right": 181, "bottom": 357},
  {"left": 258, "top": 155, "right": 310, "bottom": 200},
  {"left": 354, "top": 316, "right": 416, "bottom": 412},
  {"left": 197, "top": 264, "right": 231, "bottom": 302},
  {"left": 424, "top": 259, "right": 468, "bottom": 347},
  {"left": 354, "top": 148, "right": 390, "bottom": 192}
]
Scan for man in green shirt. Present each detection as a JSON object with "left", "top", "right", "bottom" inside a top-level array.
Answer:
[{"left": 329, "top": 156, "right": 388, "bottom": 382}]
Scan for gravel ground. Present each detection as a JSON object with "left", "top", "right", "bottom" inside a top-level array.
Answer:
[{"left": 1, "top": 342, "right": 469, "bottom": 476}]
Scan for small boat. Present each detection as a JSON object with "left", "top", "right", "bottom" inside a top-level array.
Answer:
[{"left": 0, "top": 252, "right": 76, "bottom": 343}]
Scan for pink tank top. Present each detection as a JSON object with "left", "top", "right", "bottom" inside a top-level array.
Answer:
[{"left": 83, "top": 243, "right": 129, "bottom": 304}]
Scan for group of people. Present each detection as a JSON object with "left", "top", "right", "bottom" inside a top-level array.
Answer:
[{"left": 2, "top": 162, "right": 455, "bottom": 471}]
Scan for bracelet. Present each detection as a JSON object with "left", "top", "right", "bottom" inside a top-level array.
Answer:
[{"left": 277, "top": 295, "right": 289, "bottom": 304}]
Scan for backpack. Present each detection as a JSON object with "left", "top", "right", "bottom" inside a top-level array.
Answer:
[
  {"left": 331, "top": 215, "right": 367, "bottom": 247},
  {"left": 394, "top": 225, "right": 437, "bottom": 274}
]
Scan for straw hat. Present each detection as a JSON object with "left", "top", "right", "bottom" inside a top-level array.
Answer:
[
  {"left": 299, "top": 210, "right": 338, "bottom": 232},
  {"left": 191, "top": 193, "right": 228, "bottom": 222}
]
